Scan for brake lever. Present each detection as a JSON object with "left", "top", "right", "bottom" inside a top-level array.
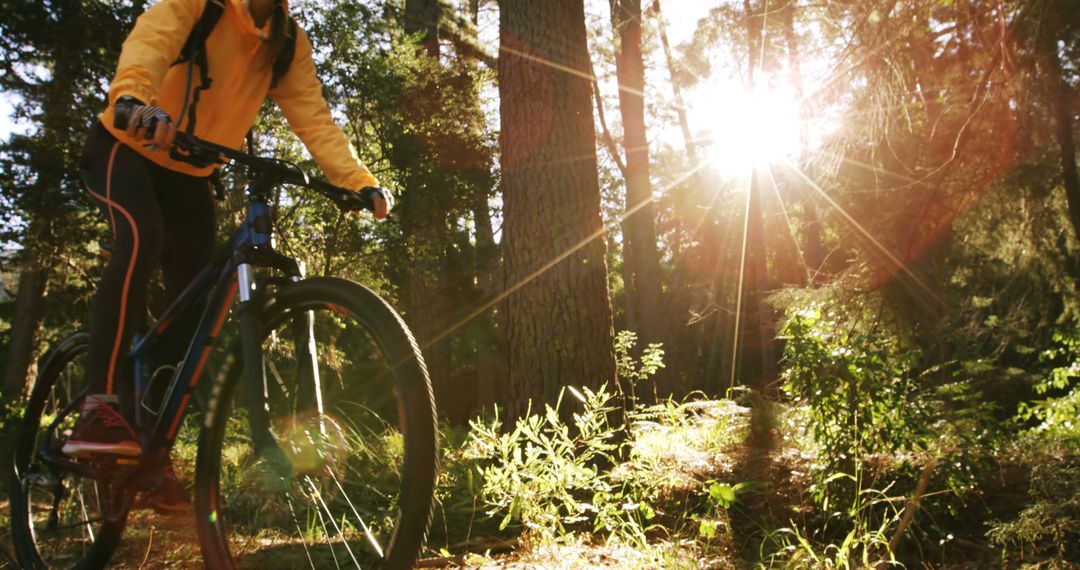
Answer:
[{"left": 169, "top": 135, "right": 223, "bottom": 169}]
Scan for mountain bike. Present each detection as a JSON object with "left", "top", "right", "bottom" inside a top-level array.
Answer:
[{"left": 9, "top": 129, "right": 438, "bottom": 569}]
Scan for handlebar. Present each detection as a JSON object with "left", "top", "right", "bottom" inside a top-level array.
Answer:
[
  {"left": 172, "top": 132, "right": 375, "bottom": 213},
  {"left": 113, "top": 109, "right": 374, "bottom": 213}
]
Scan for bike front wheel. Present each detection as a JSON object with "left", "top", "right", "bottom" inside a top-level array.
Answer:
[{"left": 195, "top": 277, "right": 438, "bottom": 569}]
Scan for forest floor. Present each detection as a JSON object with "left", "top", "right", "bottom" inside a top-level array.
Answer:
[{"left": 0, "top": 398, "right": 1053, "bottom": 569}]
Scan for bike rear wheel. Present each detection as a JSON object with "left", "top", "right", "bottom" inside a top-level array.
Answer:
[
  {"left": 9, "top": 333, "right": 129, "bottom": 569},
  {"left": 195, "top": 277, "right": 438, "bottom": 569}
]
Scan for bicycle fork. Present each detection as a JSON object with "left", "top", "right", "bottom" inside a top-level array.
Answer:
[
  {"left": 236, "top": 261, "right": 326, "bottom": 463},
  {"left": 236, "top": 262, "right": 275, "bottom": 457}
]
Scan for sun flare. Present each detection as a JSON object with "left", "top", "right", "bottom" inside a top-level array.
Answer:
[{"left": 691, "top": 78, "right": 807, "bottom": 176}]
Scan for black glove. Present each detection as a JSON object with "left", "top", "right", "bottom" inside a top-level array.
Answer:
[
  {"left": 359, "top": 186, "right": 394, "bottom": 213},
  {"left": 113, "top": 96, "right": 172, "bottom": 138}
]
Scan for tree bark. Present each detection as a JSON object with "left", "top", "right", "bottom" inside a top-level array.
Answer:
[
  {"left": 402, "top": 0, "right": 460, "bottom": 419},
  {"left": 611, "top": 0, "right": 664, "bottom": 346},
  {"left": 736, "top": 0, "right": 777, "bottom": 393},
  {"left": 499, "top": 0, "right": 617, "bottom": 421},
  {"left": 1041, "top": 10, "right": 1080, "bottom": 245},
  {"left": 1, "top": 269, "right": 49, "bottom": 398},
  {"left": 742, "top": 171, "right": 777, "bottom": 393},
  {"left": 650, "top": 0, "right": 699, "bottom": 167},
  {"left": 780, "top": 0, "right": 823, "bottom": 281}
]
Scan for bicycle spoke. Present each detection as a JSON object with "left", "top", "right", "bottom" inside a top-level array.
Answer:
[
  {"left": 267, "top": 358, "right": 291, "bottom": 400},
  {"left": 282, "top": 484, "right": 318, "bottom": 570},
  {"left": 326, "top": 467, "right": 384, "bottom": 558},
  {"left": 42, "top": 516, "right": 105, "bottom": 533},
  {"left": 304, "top": 475, "right": 361, "bottom": 568},
  {"left": 302, "top": 480, "right": 343, "bottom": 569},
  {"left": 76, "top": 486, "right": 96, "bottom": 542},
  {"left": 199, "top": 286, "right": 435, "bottom": 569}
]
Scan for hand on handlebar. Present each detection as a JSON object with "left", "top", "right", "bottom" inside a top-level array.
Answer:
[
  {"left": 358, "top": 187, "right": 393, "bottom": 220},
  {"left": 114, "top": 96, "right": 177, "bottom": 149},
  {"left": 115, "top": 107, "right": 383, "bottom": 217}
]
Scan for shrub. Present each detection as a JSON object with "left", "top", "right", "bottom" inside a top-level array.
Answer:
[
  {"left": 463, "top": 385, "right": 657, "bottom": 546},
  {"left": 1017, "top": 331, "right": 1080, "bottom": 446},
  {"left": 987, "top": 332, "right": 1080, "bottom": 566},
  {"left": 779, "top": 305, "right": 934, "bottom": 494}
]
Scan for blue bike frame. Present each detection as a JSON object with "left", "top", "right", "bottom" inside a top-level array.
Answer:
[
  {"left": 129, "top": 181, "right": 298, "bottom": 465},
  {"left": 39, "top": 131, "right": 369, "bottom": 480}
]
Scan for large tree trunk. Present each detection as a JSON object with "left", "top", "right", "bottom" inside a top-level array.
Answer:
[
  {"left": 401, "top": 0, "right": 460, "bottom": 419},
  {"left": 780, "top": 0, "right": 823, "bottom": 280},
  {"left": 736, "top": 0, "right": 777, "bottom": 393},
  {"left": 650, "top": 0, "right": 699, "bottom": 167},
  {"left": 462, "top": 0, "right": 504, "bottom": 412},
  {"left": 499, "top": 0, "right": 617, "bottom": 421},
  {"left": 1, "top": 268, "right": 50, "bottom": 398},
  {"left": 472, "top": 189, "right": 505, "bottom": 411},
  {"left": 1041, "top": 8, "right": 1080, "bottom": 244},
  {"left": 611, "top": 0, "right": 664, "bottom": 344},
  {"left": 741, "top": 171, "right": 777, "bottom": 393},
  {"left": 650, "top": 0, "right": 704, "bottom": 394}
]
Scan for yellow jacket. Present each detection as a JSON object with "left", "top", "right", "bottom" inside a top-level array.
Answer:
[{"left": 99, "top": 0, "right": 378, "bottom": 190}]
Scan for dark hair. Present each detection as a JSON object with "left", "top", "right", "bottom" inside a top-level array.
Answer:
[{"left": 266, "top": 0, "right": 296, "bottom": 87}]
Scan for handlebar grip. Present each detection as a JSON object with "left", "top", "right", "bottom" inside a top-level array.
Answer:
[
  {"left": 113, "top": 106, "right": 130, "bottom": 131},
  {"left": 112, "top": 97, "right": 161, "bottom": 138}
]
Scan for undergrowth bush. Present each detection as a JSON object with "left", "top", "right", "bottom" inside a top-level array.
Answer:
[
  {"left": 772, "top": 302, "right": 973, "bottom": 566},
  {"left": 780, "top": 305, "right": 935, "bottom": 494},
  {"left": 987, "top": 331, "right": 1080, "bottom": 566},
  {"left": 450, "top": 332, "right": 676, "bottom": 549},
  {"left": 463, "top": 385, "right": 658, "bottom": 546},
  {"left": 1017, "top": 331, "right": 1080, "bottom": 446},
  {"left": 987, "top": 453, "right": 1080, "bottom": 566}
]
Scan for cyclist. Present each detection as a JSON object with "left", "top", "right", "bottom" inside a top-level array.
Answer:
[{"left": 64, "top": 0, "right": 391, "bottom": 515}]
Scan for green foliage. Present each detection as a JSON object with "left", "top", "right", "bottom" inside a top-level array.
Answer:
[
  {"left": 1017, "top": 332, "right": 1080, "bottom": 445},
  {"left": 463, "top": 385, "right": 657, "bottom": 546},
  {"left": 986, "top": 332, "right": 1080, "bottom": 567},
  {"left": 695, "top": 479, "right": 747, "bottom": 543},
  {"left": 761, "top": 516, "right": 894, "bottom": 570},
  {"left": 773, "top": 298, "right": 1002, "bottom": 566},
  {"left": 615, "top": 330, "right": 667, "bottom": 406},
  {"left": 0, "top": 396, "right": 23, "bottom": 432},
  {"left": 615, "top": 330, "right": 666, "bottom": 385},
  {"left": 987, "top": 453, "right": 1080, "bottom": 566},
  {"left": 780, "top": 304, "right": 933, "bottom": 491},
  {"left": 704, "top": 481, "right": 737, "bottom": 510},
  {"left": 758, "top": 462, "right": 903, "bottom": 569}
]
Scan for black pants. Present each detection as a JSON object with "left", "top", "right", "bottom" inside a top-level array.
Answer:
[{"left": 80, "top": 123, "right": 217, "bottom": 396}]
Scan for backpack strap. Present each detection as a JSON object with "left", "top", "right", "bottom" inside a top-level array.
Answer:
[
  {"left": 173, "top": 0, "right": 225, "bottom": 134},
  {"left": 170, "top": 0, "right": 297, "bottom": 134},
  {"left": 270, "top": 16, "right": 298, "bottom": 88}
]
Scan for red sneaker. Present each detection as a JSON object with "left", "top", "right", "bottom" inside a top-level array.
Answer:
[
  {"left": 142, "top": 462, "right": 191, "bottom": 516},
  {"left": 61, "top": 395, "right": 141, "bottom": 458}
]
